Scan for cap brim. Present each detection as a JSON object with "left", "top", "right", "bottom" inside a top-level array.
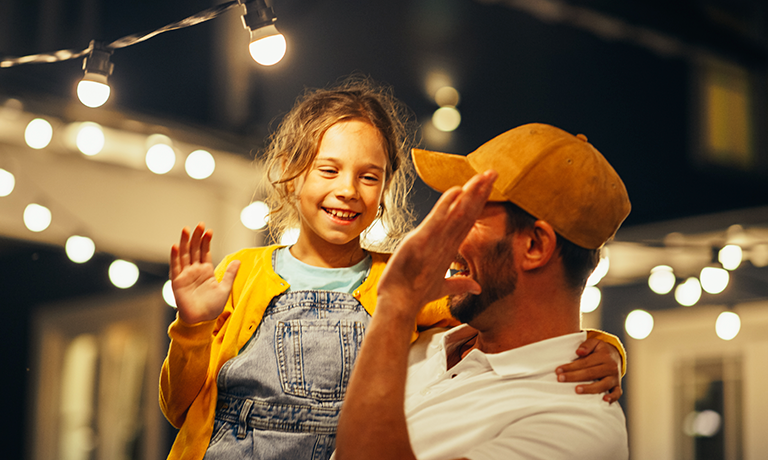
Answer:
[{"left": 412, "top": 148, "right": 507, "bottom": 201}]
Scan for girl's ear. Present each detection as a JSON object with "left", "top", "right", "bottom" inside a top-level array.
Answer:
[{"left": 286, "top": 179, "right": 295, "bottom": 194}]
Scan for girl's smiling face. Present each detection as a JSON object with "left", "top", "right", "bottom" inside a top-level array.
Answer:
[{"left": 291, "top": 119, "right": 388, "bottom": 263}]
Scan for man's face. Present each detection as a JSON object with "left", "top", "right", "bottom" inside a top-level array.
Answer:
[{"left": 449, "top": 203, "right": 518, "bottom": 324}]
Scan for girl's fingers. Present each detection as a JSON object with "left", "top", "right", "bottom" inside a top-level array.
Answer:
[
  {"left": 201, "top": 229, "right": 213, "bottom": 265},
  {"left": 189, "top": 223, "right": 205, "bottom": 264},
  {"left": 170, "top": 244, "right": 181, "bottom": 279},
  {"left": 178, "top": 226, "right": 191, "bottom": 268}
]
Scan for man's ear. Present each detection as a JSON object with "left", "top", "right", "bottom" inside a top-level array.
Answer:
[{"left": 519, "top": 220, "right": 557, "bottom": 271}]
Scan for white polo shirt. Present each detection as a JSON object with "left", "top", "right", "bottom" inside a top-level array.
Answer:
[{"left": 404, "top": 325, "right": 629, "bottom": 460}]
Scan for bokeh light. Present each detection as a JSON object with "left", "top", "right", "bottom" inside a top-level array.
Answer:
[
  {"left": 715, "top": 311, "right": 740, "bottom": 340},
  {"left": 0, "top": 168, "right": 15, "bottom": 197},
  {"left": 625, "top": 309, "right": 654, "bottom": 340},
  {"left": 240, "top": 201, "right": 270, "bottom": 230},
  {"left": 76, "top": 122, "right": 105, "bottom": 156},
  {"left": 146, "top": 143, "right": 176, "bottom": 175},
  {"left": 580, "top": 285, "right": 601, "bottom": 313},
  {"left": 65, "top": 235, "right": 96, "bottom": 263},
  {"left": 163, "top": 280, "right": 177, "bottom": 308},
  {"left": 432, "top": 107, "right": 461, "bottom": 132},
  {"left": 25, "top": 118, "right": 53, "bottom": 149},
  {"left": 185, "top": 150, "right": 215, "bottom": 180},
  {"left": 280, "top": 228, "right": 300, "bottom": 246},
  {"left": 675, "top": 277, "right": 701, "bottom": 307},
  {"left": 108, "top": 259, "right": 139, "bottom": 289},
  {"left": 718, "top": 244, "right": 742, "bottom": 270},
  {"left": 23, "top": 203, "right": 52, "bottom": 232},
  {"left": 699, "top": 266, "right": 729, "bottom": 294},
  {"left": 648, "top": 265, "right": 676, "bottom": 294}
]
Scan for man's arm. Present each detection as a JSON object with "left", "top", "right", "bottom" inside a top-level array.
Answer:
[{"left": 334, "top": 171, "right": 497, "bottom": 460}]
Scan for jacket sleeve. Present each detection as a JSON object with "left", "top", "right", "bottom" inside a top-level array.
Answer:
[
  {"left": 158, "top": 253, "right": 238, "bottom": 428},
  {"left": 415, "top": 296, "right": 460, "bottom": 330},
  {"left": 585, "top": 329, "right": 627, "bottom": 377}
]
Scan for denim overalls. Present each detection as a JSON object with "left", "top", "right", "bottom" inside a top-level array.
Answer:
[{"left": 203, "top": 289, "right": 371, "bottom": 460}]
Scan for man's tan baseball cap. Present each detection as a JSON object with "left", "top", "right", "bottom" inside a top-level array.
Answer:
[{"left": 412, "top": 123, "right": 631, "bottom": 249}]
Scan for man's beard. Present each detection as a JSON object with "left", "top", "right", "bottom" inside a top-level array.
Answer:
[{"left": 449, "top": 237, "right": 517, "bottom": 324}]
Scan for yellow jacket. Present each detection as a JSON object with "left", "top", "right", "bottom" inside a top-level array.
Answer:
[{"left": 159, "top": 244, "right": 626, "bottom": 460}]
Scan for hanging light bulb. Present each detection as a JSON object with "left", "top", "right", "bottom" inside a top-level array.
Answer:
[
  {"left": 77, "top": 41, "right": 114, "bottom": 108},
  {"left": 239, "top": 0, "right": 286, "bottom": 66}
]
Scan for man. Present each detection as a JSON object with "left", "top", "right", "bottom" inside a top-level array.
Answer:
[{"left": 335, "top": 123, "right": 631, "bottom": 459}]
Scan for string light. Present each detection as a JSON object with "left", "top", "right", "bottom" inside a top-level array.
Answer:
[
  {"left": 239, "top": 0, "right": 287, "bottom": 66},
  {"left": 0, "top": 1, "right": 284, "bottom": 107},
  {"left": 77, "top": 41, "right": 114, "bottom": 108}
]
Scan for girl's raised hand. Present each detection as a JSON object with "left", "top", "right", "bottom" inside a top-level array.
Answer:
[{"left": 169, "top": 223, "right": 241, "bottom": 325}]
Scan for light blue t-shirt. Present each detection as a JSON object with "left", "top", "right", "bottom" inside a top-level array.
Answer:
[{"left": 274, "top": 247, "right": 371, "bottom": 294}]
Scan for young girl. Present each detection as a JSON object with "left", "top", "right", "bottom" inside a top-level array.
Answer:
[{"left": 159, "top": 77, "right": 624, "bottom": 460}]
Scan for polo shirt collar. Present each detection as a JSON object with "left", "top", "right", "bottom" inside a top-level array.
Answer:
[{"left": 441, "top": 325, "right": 587, "bottom": 378}]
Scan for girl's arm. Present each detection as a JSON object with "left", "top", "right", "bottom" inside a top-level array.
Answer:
[
  {"left": 556, "top": 334, "right": 624, "bottom": 403},
  {"left": 159, "top": 223, "right": 240, "bottom": 426}
]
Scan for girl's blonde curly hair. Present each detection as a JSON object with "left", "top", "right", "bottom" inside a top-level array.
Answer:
[{"left": 261, "top": 75, "right": 417, "bottom": 253}]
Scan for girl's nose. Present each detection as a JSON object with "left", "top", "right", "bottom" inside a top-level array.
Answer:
[{"left": 335, "top": 175, "right": 359, "bottom": 200}]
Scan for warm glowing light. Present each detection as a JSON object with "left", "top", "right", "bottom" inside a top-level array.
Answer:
[
  {"left": 674, "top": 277, "right": 701, "bottom": 306},
  {"left": 699, "top": 266, "right": 729, "bottom": 294},
  {"left": 77, "top": 79, "right": 111, "bottom": 108},
  {"left": 249, "top": 25, "right": 286, "bottom": 66},
  {"left": 625, "top": 309, "right": 654, "bottom": 339},
  {"left": 76, "top": 122, "right": 105, "bottom": 156},
  {"left": 718, "top": 244, "right": 742, "bottom": 270},
  {"left": 683, "top": 410, "right": 722, "bottom": 437},
  {"left": 434, "top": 86, "right": 460, "bottom": 107},
  {"left": 280, "top": 228, "right": 300, "bottom": 245},
  {"left": 163, "top": 280, "right": 177, "bottom": 308},
  {"left": 65, "top": 235, "right": 96, "bottom": 263},
  {"left": 580, "top": 286, "right": 601, "bottom": 313},
  {"left": 25, "top": 118, "right": 53, "bottom": 149},
  {"left": 751, "top": 243, "right": 768, "bottom": 268},
  {"left": 648, "top": 265, "right": 675, "bottom": 294},
  {"left": 108, "top": 259, "right": 139, "bottom": 289},
  {"left": 432, "top": 107, "right": 461, "bottom": 132},
  {"left": 185, "top": 150, "right": 215, "bottom": 179},
  {"left": 0, "top": 168, "right": 15, "bottom": 197},
  {"left": 586, "top": 251, "right": 610, "bottom": 286},
  {"left": 362, "top": 218, "right": 388, "bottom": 247},
  {"left": 23, "top": 203, "right": 52, "bottom": 232},
  {"left": 146, "top": 143, "right": 176, "bottom": 174},
  {"left": 715, "top": 311, "right": 740, "bottom": 340},
  {"left": 240, "top": 201, "right": 270, "bottom": 230}
]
